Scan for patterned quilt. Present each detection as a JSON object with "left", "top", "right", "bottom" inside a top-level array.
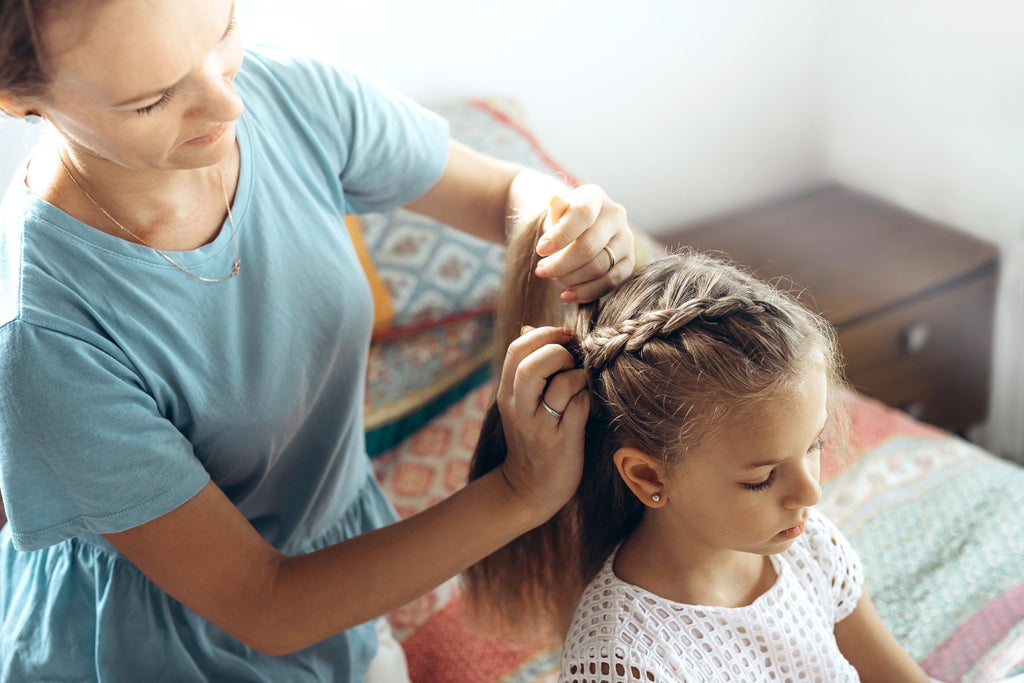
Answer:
[{"left": 373, "top": 386, "right": 1024, "bottom": 683}]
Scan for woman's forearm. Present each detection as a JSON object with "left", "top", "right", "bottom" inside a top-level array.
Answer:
[
  {"left": 108, "top": 466, "right": 553, "bottom": 657},
  {"left": 259, "top": 468, "right": 545, "bottom": 654}
]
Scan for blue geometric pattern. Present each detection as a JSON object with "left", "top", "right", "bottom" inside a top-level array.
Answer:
[
  {"left": 820, "top": 436, "right": 1024, "bottom": 664},
  {"left": 360, "top": 100, "right": 568, "bottom": 330}
]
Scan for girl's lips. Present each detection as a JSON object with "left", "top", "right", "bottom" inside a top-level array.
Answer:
[{"left": 778, "top": 521, "right": 807, "bottom": 539}]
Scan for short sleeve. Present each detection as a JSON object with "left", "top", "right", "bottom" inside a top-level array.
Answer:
[
  {"left": 236, "top": 48, "right": 450, "bottom": 215},
  {"left": 328, "top": 67, "right": 451, "bottom": 214},
  {"left": 806, "top": 509, "right": 864, "bottom": 622},
  {"left": 0, "top": 320, "right": 210, "bottom": 551}
]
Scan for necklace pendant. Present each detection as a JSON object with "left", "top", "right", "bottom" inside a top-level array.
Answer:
[{"left": 230, "top": 260, "right": 241, "bottom": 278}]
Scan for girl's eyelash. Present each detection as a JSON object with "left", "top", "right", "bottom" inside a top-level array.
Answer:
[
  {"left": 742, "top": 470, "right": 775, "bottom": 492},
  {"left": 742, "top": 439, "right": 822, "bottom": 492},
  {"left": 135, "top": 86, "right": 176, "bottom": 116}
]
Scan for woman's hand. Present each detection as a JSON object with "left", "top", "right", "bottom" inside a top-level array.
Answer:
[
  {"left": 534, "top": 185, "right": 634, "bottom": 303},
  {"left": 402, "top": 142, "right": 634, "bottom": 303},
  {"left": 496, "top": 325, "right": 590, "bottom": 517}
]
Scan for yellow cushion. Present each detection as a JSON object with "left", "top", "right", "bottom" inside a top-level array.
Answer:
[{"left": 346, "top": 214, "right": 395, "bottom": 338}]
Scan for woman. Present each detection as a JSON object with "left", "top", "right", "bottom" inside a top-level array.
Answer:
[{"left": 0, "top": 0, "right": 635, "bottom": 679}]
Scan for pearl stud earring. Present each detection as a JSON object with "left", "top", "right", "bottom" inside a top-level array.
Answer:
[
  {"left": 24, "top": 113, "right": 43, "bottom": 125},
  {"left": 651, "top": 494, "right": 661, "bottom": 503}
]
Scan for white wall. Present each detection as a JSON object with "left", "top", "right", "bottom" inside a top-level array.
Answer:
[
  {"left": 237, "top": 0, "right": 827, "bottom": 233},
  {"left": 1, "top": 1, "right": 828, "bottom": 232},
  {"left": 0, "top": 122, "right": 42, "bottom": 191},
  {"left": 821, "top": 0, "right": 1024, "bottom": 461},
  {"left": 1, "top": 1, "right": 827, "bottom": 232}
]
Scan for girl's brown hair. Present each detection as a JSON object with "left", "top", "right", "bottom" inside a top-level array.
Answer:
[{"left": 464, "top": 214, "right": 846, "bottom": 636}]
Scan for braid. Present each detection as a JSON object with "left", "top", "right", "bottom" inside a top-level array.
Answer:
[{"left": 581, "top": 296, "right": 782, "bottom": 372}]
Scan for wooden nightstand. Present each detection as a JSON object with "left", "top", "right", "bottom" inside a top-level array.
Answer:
[{"left": 669, "top": 185, "right": 999, "bottom": 433}]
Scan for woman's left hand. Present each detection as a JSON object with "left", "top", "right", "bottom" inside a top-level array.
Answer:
[{"left": 533, "top": 185, "right": 634, "bottom": 303}]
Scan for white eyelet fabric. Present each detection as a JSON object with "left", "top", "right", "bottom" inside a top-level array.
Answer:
[{"left": 560, "top": 509, "right": 863, "bottom": 682}]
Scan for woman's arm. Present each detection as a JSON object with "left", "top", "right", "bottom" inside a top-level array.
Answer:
[
  {"left": 405, "top": 140, "right": 634, "bottom": 303},
  {"left": 105, "top": 325, "right": 589, "bottom": 656},
  {"left": 834, "top": 591, "right": 931, "bottom": 682}
]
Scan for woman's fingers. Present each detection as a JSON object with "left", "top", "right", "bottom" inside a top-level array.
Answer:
[
  {"left": 535, "top": 186, "right": 606, "bottom": 259},
  {"left": 555, "top": 230, "right": 635, "bottom": 303},
  {"left": 538, "top": 367, "right": 588, "bottom": 419},
  {"left": 532, "top": 184, "right": 634, "bottom": 303},
  {"left": 498, "top": 325, "right": 587, "bottom": 426},
  {"left": 493, "top": 325, "right": 589, "bottom": 512},
  {"left": 497, "top": 326, "right": 572, "bottom": 405}
]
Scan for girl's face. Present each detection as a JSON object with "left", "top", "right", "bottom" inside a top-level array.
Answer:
[
  {"left": 30, "top": 0, "right": 243, "bottom": 171},
  {"left": 659, "top": 366, "right": 828, "bottom": 559}
]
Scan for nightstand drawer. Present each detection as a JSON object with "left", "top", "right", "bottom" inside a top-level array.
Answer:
[
  {"left": 837, "top": 273, "right": 996, "bottom": 431},
  {"left": 671, "top": 185, "right": 1000, "bottom": 432}
]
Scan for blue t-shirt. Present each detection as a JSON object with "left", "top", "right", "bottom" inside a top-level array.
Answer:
[{"left": 0, "top": 46, "right": 449, "bottom": 680}]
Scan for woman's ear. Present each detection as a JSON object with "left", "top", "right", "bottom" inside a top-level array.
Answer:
[
  {"left": 0, "top": 94, "right": 40, "bottom": 120},
  {"left": 613, "top": 447, "right": 668, "bottom": 508}
]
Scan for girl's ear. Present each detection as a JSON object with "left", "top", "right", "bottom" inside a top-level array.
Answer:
[{"left": 613, "top": 447, "right": 668, "bottom": 508}]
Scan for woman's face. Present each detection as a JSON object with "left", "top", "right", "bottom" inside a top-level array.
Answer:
[{"left": 33, "top": 0, "right": 243, "bottom": 171}]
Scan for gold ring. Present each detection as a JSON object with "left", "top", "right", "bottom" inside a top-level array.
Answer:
[
  {"left": 603, "top": 244, "right": 617, "bottom": 270},
  {"left": 541, "top": 400, "right": 563, "bottom": 419}
]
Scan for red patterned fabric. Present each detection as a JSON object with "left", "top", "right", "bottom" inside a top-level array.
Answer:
[{"left": 402, "top": 596, "right": 555, "bottom": 683}]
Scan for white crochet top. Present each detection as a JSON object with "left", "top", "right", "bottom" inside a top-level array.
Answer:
[{"left": 560, "top": 509, "right": 863, "bottom": 682}]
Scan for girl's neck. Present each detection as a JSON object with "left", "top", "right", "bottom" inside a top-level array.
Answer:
[{"left": 613, "top": 517, "right": 776, "bottom": 608}]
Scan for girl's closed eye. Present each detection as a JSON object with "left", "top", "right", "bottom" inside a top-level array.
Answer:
[
  {"left": 742, "top": 470, "right": 775, "bottom": 491},
  {"left": 742, "top": 437, "right": 823, "bottom": 491}
]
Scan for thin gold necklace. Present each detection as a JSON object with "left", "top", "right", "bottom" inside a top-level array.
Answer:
[{"left": 58, "top": 153, "right": 241, "bottom": 283}]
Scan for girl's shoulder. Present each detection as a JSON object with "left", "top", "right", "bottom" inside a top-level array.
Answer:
[
  {"left": 561, "top": 556, "right": 680, "bottom": 681},
  {"left": 797, "top": 508, "right": 859, "bottom": 567},
  {"left": 570, "top": 554, "right": 632, "bottom": 630},
  {"left": 783, "top": 508, "right": 864, "bottom": 622}
]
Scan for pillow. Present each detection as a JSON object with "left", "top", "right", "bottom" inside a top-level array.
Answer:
[
  {"left": 360, "top": 99, "right": 578, "bottom": 456},
  {"left": 346, "top": 215, "right": 395, "bottom": 337}
]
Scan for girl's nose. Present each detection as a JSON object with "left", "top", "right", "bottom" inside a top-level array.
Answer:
[{"left": 782, "top": 462, "right": 821, "bottom": 509}]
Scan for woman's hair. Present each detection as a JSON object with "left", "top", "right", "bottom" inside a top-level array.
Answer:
[
  {"left": 464, "top": 213, "right": 846, "bottom": 635},
  {"left": 0, "top": 0, "right": 78, "bottom": 102}
]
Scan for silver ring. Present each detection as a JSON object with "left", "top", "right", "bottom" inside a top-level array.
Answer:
[
  {"left": 602, "top": 244, "right": 617, "bottom": 270},
  {"left": 541, "top": 400, "right": 563, "bottom": 419}
]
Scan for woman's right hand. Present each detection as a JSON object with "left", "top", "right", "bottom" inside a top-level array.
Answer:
[{"left": 495, "top": 325, "right": 590, "bottom": 518}]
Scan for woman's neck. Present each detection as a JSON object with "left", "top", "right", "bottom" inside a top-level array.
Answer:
[
  {"left": 28, "top": 134, "right": 240, "bottom": 252},
  {"left": 613, "top": 516, "right": 776, "bottom": 608}
]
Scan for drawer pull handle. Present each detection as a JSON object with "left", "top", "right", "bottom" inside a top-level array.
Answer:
[{"left": 901, "top": 322, "right": 931, "bottom": 355}]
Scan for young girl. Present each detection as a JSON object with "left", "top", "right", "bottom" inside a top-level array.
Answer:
[{"left": 466, "top": 216, "right": 932, "bottom": 682}]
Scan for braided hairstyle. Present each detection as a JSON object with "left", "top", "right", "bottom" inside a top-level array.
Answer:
[{"left": 464, "top": 216, "right": 844, "bottom": 637}]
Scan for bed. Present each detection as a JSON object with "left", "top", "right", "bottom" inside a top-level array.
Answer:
[{"left": 358, "top": 98, "right": 1024, "bottom": 683}]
